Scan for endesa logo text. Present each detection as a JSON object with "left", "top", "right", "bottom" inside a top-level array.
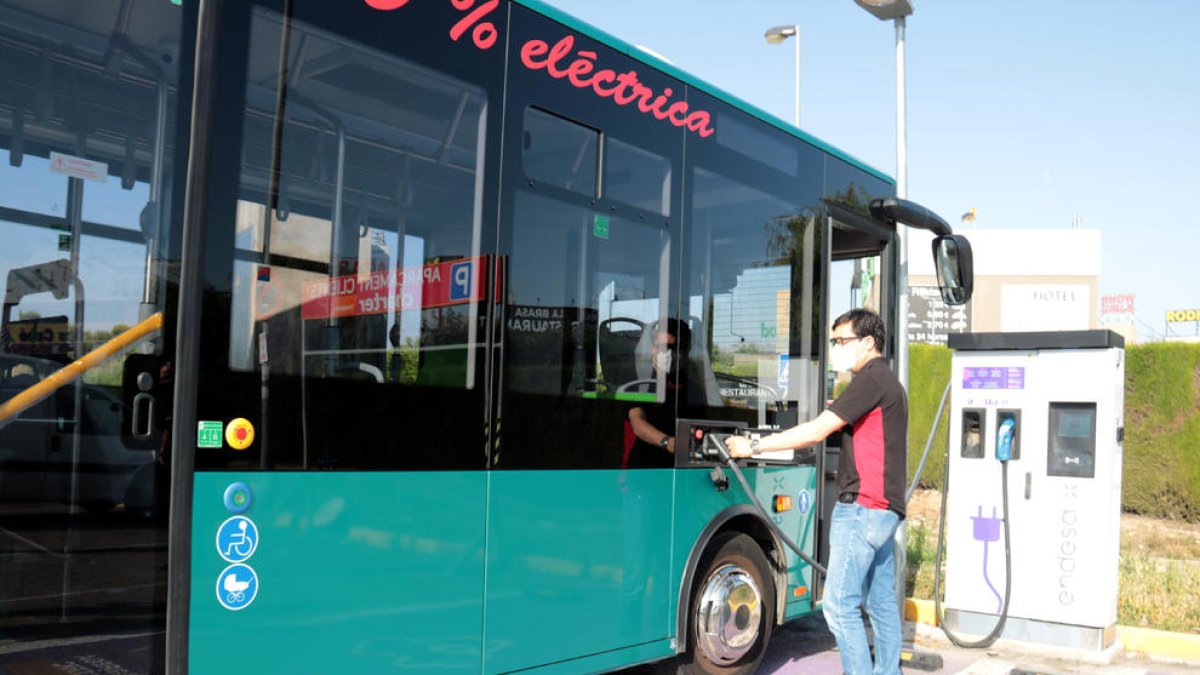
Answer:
[
  {"left": 363, "top": 0, "right": 716, "bottom": 139},
  {"left": 520, "top": 35, "right": 715, "bottom": 139}
]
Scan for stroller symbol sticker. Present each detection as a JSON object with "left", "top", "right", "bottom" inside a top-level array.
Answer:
[
  {"left": 216, "top": 516, "right": 259, "bottom": 563},
  {"left": 216, "top": 564, "right": 258, "bottom": 611}
]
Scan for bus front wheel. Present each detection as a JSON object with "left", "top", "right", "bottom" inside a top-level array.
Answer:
[{"left": 677, "top": 532, "right": 775, "bottom": 675}]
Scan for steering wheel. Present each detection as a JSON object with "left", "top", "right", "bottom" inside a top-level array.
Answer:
[{"left": 616, "top": 377, "right": 658, "bottom": 394}]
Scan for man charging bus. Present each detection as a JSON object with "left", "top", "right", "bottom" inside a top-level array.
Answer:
[{"left": 727, "top": 308, "right": 907, "bottom": 675}]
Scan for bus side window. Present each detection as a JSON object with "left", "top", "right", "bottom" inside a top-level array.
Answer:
[
  {"left": 686, "top": 167, "right": 822, "bottom": 428},
  {"left": 215, "top": 10, "right": 494, "bottom": 471}
]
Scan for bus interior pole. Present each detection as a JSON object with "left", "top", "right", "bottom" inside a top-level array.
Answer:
[{"left": 261, "top": 0, "right": 297, "bottom": 470}]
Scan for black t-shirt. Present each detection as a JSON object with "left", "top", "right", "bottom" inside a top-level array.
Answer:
[
  {"left": 827, "top": 357, "right": 908, "bottom": 517},
  {"left": 626, "top": 376, "right": 706, "bottom": 469}
]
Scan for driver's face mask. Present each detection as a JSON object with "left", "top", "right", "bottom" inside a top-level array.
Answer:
[{"left": 654, "top": 348, "right": 673, "bottom": 375}]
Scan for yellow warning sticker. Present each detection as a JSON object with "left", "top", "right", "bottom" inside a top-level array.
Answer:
[{"left": 225, "top": 418, "right": 255, "bottom": 450}]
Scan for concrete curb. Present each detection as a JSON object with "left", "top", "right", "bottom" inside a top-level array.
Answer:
[
  {"left": 1119, "top": 625, "right": 1200, "bottom": 665},
  {"left": 904, "top": 598, "right": 1200, "bottom": 666}
]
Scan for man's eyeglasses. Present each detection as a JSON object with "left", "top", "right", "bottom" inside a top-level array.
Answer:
[{"left": 829, "top": 336, "right": 863, "bottom": 347}]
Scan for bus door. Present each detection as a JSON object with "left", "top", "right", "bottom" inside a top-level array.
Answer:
[
  {"left": 817, "top": 180, "right": 900, "bottom": 572},
  {"left": 485, "top": 5, "right": 685, "bottom": 671},
  {"left": 0, "top": 0, "right": 185, "bottom": 670},
  {"left": 678, "top": 85, "right": 832, "bottom": 627},
  {"left": 179, "top": 2, "right": 503, "bottom": 672}
]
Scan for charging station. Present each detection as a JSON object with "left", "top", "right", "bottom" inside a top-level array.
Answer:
[{"left": 942, "top": 331, "right": 1125, "bottom": 651}]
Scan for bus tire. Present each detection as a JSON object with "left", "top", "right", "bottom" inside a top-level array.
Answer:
[{"left": 676, "top": 532, "right": 775, "bottom": 675}]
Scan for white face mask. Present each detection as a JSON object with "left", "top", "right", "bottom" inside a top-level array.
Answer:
[
  {"left": 654, "top": 349, "right": 673, "bottom": 374},
  {"left": 830, "top": 343, "right": 858, "bottom": 373}
]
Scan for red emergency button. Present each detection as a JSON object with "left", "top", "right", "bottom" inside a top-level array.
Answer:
[{"left": 225, "top": 418, "right": 255, "bottom": 450}]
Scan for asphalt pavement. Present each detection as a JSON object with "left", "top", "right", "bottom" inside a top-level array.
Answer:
[{"left": 619, "top": 614, "right": 1200, "bottom": 675}]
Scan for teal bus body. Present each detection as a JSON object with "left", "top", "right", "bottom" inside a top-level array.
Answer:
[
  {"left": 191, "top": 472, "right": 488, "bottom": 673},
  {"left": 190, "top": 466, "right": 817, "bottom": 673},
  {"left": 0, "top": 0, "right": 911, "bottom": 672}
]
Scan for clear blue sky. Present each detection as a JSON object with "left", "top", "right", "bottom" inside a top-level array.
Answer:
[{"left": 544, "top": 0, "right": 1200, "bottom": 341}]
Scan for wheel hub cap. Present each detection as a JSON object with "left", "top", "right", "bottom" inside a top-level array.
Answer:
[{"left": 696, "top": 564, "right": 763, "bottom": 665}]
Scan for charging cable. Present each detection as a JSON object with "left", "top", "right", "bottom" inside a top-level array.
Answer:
[
  {"left": 931, "top": 420, "right": 1014, "bottom": 648},
  {"left": 711, "top": 437, "right": 827, "bottom": 577}
]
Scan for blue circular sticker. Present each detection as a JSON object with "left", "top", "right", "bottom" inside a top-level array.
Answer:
[
  {"left": 216, "top": 563, "right": 258, "bottom": 611},
  {"left": 216, "top": 515, "right": 259, "bottom": 563},
  {"left": 223, "top": 481, "right": 252, "bottom": 513},
  {"left": 797, "top": 489, "right": 812, "bottom": 516}
]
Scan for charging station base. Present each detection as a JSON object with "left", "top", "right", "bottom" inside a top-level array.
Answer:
[{"left": 944, "top": 608, "right": 1118, "bottom": 656}]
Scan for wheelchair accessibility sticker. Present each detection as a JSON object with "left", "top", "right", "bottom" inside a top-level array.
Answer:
[
  {"left": 217, "top": 564, "right": 258, "bottom": 611},
  {"left": 216, "top": 515, "right": 259, "bottom": 563}
]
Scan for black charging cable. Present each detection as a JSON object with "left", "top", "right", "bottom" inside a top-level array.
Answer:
[
  {"left": 931, "top": 453, "right": 1013, "bottom": 648},
  {"left": 712, "top": 438, "right": 828, "bottom": 578}
]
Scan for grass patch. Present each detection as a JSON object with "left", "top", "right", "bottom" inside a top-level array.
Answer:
[
  {"left": 1117, "top": 554, "right": 1200, "bottom": 632},
  {"left": 904, "top": 520, "right": 937, "bottom": 600}
]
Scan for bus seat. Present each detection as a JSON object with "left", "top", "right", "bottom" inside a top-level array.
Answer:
[{"left": 597, "top": 317, "right": 644, "bottom": 392}]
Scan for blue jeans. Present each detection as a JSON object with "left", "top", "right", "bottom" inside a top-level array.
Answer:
[{"left": 822, "top": 502, "right": 902, "bottom": 675}]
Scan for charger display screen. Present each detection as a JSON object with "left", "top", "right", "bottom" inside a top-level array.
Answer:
[{"left": 1048, "top": 403, "right": 1096, "bottom": 478}]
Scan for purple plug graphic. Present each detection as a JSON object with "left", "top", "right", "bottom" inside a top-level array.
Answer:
[{"left": 971, "top": 505, "right": 1004, "bottom": 613}]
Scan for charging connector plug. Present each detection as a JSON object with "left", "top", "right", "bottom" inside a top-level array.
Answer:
[{"left": 996, "top": 418, "right": 1016, "bottom": 463}]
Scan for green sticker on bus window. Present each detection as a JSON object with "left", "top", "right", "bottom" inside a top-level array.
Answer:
[
  {"left": 198, "top": 421, "right": 223, "bottom": 448},
  {"left": 593, "top": 215, "right": 609, "bottom": 240}
]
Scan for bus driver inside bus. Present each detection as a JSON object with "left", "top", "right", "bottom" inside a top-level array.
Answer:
[{"left": 625, "top": 319, "right": 704, "bottom": 468}]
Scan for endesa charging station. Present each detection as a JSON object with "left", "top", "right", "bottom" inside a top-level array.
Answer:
[{"left": 940, "top": 330, "right": 1125, "bottom": 652}]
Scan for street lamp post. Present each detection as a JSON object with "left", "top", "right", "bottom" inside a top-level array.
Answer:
[
  {"left": 852, "top": 0, "right": 913, "bottom": 380},
  {"left": 852, "top": 0, "right": 916, "bottom": 649},
  {"left": 764, "top": 24, "right": 801, "bottom": 127}
]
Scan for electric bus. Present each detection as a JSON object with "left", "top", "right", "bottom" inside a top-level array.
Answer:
[{"left": 0, "top": 0, "right": 972, "bottom": 672}]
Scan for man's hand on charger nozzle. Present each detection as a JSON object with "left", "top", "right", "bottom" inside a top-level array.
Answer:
[{"left": 724, "top": 435, "right": 755, "bottom": 458}]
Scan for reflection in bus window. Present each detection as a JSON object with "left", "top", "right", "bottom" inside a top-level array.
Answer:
[
  {"left": 219, "top": 10, "right": 490, "bottom": 471},
  {"left": 504, "top": 191, "right": 669, "bottom": 397},
  {"left": 227, "top": 12, "right": 487, "bottom": 391},
  {"left": 500, "top": 189, "right": 672, "bottom": 469},
  {"left": 605, "top": 136, "right": 671, "bottom": 216},
  {"left": 687, "top": 167, "right": 822, "bottom": 427},
  {"left": 522, "top": 107, "right": 599, "bottom": 198},
  {"left": 0, "top": 0, "right": 182, "bottom": 659}
]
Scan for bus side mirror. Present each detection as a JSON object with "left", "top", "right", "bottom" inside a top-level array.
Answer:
[{"left": 932, "top": 234, "right": 973, "bottom": 305}]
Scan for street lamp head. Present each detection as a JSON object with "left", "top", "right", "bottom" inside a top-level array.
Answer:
[
  {"left": 853, "top": 0, "right": 914, "bottom": 20},
  {"left": 764, "top": 25, "right": 798, "bottom": 44}
]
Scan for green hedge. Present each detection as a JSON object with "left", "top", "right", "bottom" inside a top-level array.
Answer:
[
  {"left": 906, "top": 342, "right": 1200, "bottom": 521},
  {"left": 906, "top": 344, "right": 952, "bottom": 492},
  {"left": 1122, "top": 342, "right": 1200, "bottom": 520}
]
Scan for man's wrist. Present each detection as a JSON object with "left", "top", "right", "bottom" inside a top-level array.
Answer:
[{"left": 659, "top": 435, "right": 670, "bottom": 449}]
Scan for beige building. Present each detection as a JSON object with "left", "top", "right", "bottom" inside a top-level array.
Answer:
[{"left": 908, "top": 228, "right": 1115, "bottom": 341}]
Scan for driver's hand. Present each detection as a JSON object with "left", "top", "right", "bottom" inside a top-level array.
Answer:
[{"left": 724, "top": 435, "right": 754, "bottom": 458}]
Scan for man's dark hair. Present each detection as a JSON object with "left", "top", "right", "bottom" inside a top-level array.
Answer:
[{"left": 833, "top": 308, "right": 885, "bottom": 353}]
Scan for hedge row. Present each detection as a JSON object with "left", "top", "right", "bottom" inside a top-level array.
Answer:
[{"left": 906, "top": 342, "right": 1200, "bottom": 522}]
